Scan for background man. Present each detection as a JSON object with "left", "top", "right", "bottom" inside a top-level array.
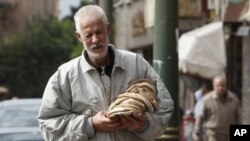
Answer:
[{"left": 193, "top": 76, "right": 241, "bottom": 141}]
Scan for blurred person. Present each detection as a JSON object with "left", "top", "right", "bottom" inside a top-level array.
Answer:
[
  {"left": 194, "top": 83, "right": 208, "bottom": 106},
  {"left": 0, "top": 86, "right": 9, "bottom": 101},
  {"left": 194, "top": 83, "right": 208, "bottom": 119},
  {"left": 193, "top": 83, "right": 208, "bottom": 141},
  {"left": 183, "top": 110, "right": 195, "bottom": 141},
  {"left": 193, "top": 76, "right": 241, "bottom": 141},
  {"left": 38, "top": 5, "right": 174, "bottom": 141},
  {"left": 11, "top": 96, "right": 19, "bottom": 100}
]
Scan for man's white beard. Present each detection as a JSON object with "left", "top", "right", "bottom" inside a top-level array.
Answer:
[{"left": 86, "top": 46, "right": 108, "bottom": 61}]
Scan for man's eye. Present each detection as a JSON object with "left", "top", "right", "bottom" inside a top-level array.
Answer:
[{"left": 84, "top": 34, "right": 91, "bottom": 39}]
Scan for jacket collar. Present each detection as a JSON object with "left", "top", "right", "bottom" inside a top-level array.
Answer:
[
  {"left": 80, "top": 44, "right": 125, "bottom": 74},
  {"left": 111, "top": 44, "right": 126, "bottom": 70}
]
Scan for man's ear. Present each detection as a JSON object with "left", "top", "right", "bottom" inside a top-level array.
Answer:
[{"left": 75, "top": 32, "right": 83, "bottom": 43}]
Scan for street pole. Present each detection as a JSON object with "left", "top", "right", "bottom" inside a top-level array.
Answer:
[
  {"left": 153, "top": 0, "right": 179, "bottom": 141},
  {"left": 99, "top": 0, "right": 114, "bottom": 44}
]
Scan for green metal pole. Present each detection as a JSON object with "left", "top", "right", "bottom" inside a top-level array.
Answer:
[
  {"left": 153, "top": 0, "right": 179, "bottom": 141},
  {"left": 99, "top": 0, "right": 114, "bottom": 44}
]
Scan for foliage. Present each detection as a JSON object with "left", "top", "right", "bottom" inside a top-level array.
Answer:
[
  {"left": 0, "top": 18, "right": 78, "bottom": 98},
  {"left": 0, "top": 0, "right": 99, "bottom": 99}
]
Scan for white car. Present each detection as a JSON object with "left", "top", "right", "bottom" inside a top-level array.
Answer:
[
  {"left": 0, "top": 99, "right": 44, "bottom": 141},
  {"left": 0, "top": 98, "right": 41, "bottom": 127},
  {"left": 0, "top": 127, "right": 44, "bottom": 141}
]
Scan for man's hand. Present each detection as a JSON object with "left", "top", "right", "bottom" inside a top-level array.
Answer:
[
  {"left": 120, "top": 113, "right": 147, "bottom": 131},
  {"left": 92, "top": 111, "right": 125, "bottom": 132}
]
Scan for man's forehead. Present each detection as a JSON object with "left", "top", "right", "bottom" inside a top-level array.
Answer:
[{"left": 80, "top": 17, "right": 104, "bottom": 29}]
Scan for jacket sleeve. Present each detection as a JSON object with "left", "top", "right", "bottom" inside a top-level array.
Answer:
[
  {"left": 38, "top": 70, "right": 95, "bottom": 141},
  {"left": 133, "top": 55, "right": 174, "bottom": 140}
]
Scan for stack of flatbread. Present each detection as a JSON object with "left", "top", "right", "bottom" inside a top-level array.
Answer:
[{"left": 106, "top": 79, "right": 158, "bottom": 119}]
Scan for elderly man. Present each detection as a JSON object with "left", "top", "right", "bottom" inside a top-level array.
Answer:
[
  {"left": 38, "top": 5, "right": 174, "bottom": 141},
  {"left": 193, "top": 76, "right": 241, "bottom": 141}
]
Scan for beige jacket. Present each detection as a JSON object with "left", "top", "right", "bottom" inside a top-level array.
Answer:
[{"left": 194, "top": 90, "right": 241, "bottom": 135}]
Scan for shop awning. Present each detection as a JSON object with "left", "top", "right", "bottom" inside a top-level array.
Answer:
[{"left": 178, "top": 21, "right": 226, "bottom": 80}]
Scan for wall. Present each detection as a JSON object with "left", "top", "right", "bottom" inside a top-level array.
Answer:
[
  {"left": 0, "top": 0, "right": 58, "bottom": 43},
  {"left": 114, "top": 0, "right": 153, "bottom": 50},
  {"left": 242, "top": 36, "right": 250, "bottom": 124}
]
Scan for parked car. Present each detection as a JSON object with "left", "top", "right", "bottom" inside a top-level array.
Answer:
[
  {"left": 0, "top": 127, "right": 44, "bottom": 141},
  {"left": 0, "top": 98, "right": 44, "bottom": 141},
  {"left": 0, "top": 98, "right": 41, "bottom": 127}
]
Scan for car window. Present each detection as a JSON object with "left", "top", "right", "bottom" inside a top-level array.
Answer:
[{"left": 0, "top": 104, "right": 40, "bottom": 127}]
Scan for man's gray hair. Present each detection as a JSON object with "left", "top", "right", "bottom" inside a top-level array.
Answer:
[{"left": 74, "top": 5, "right": 108, "bottom": 32}]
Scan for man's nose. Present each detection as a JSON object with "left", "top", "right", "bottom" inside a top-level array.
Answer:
[{"left": 92, "top": 34, "right": 100, "bottom": 43}]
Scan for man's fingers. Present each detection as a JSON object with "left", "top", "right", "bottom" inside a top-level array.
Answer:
[
  {"left": 120, "top": 115, "right": 146, "bottom": 131},
  {"left": 137, "top": 113, "right": 146, "bottom": 120}
]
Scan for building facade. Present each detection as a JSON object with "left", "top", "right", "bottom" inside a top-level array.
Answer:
[
  {"left": 0, "top": 0, "right": 58, "bottom": 43},
  {"left": 113, "top": 0, "right": 153, "bottom": 64},
  {"left": 113, "top": 0, "right": 250, "bottom": 125}
]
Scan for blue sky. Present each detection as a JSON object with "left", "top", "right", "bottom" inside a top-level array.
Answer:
[{"left": 59, "top": 0, "right": 81, "bottom": 19}]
